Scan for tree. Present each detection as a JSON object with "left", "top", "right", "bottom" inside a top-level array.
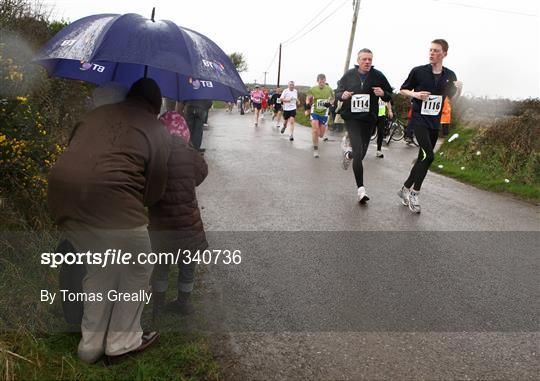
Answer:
[{"left": 228, "top": 52, "right": 248, "bottom": 73}]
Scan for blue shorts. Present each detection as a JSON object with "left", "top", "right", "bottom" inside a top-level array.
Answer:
[{"left": 310, "top": 113, "right": 328, "bottom": 125}]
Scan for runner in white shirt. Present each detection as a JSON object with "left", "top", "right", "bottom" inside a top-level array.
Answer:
[{"left": 279, "top": 81, "right": 299, "bottom": 141}]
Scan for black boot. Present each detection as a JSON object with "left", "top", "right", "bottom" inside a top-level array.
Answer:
[
  {"left": 167, "top": 291, "right": 195, "bottom": 315},
  {"left": 152, "top": 292, "right": 166, "bottom": 321}
]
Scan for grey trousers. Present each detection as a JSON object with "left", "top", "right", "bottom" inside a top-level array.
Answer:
[
  {"left": 152, "top": 260, "right": 197, "bottom": 294},
  {"left": 184, "top": 106, "right": 207, "bottom": 149},
  {"left": 62, "top": 221, "right": 153, "bottom": 363}
]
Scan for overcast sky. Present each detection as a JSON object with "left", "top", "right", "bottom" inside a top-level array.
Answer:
[{"left": 43, "top": 0, "right": 538, "bottom": 99}]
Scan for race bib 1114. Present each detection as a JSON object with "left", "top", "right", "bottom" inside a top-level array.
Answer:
[{"left": 351, "top": 94, "right": 370, "bottom": 113}]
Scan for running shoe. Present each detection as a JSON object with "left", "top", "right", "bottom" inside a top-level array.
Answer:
[
  {"left": 254, "top": 123, "right": 258, "bottom": 127},
  {"left": 342, "top": 150, "right": 352, "bottom": 170},
  {"left": 289, "top": 135, "right": 294, "bottom": 141},
  {"left": 281, "top": 126, "right": 286, "bottom": 134},
  {"left": 376, "top": 150, "right": 384, "bottom": 158},
  {"left": 397, "top": 186, "right": 410, "bottom": 206},
  {"left": 313, "top": 150, "right": 319, "bottom": 158},
  {"left": 408, "top": 190, "right": 421, "bottom": 213},
  {"left": 357, "top": 186, "right": 370, "bottom": 204},
  {"left": 323, "top": 137, "right": 329, "bottom": 142}
]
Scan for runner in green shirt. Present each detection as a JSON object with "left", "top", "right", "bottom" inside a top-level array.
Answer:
[{"left": 306, "top": 74, "right": 334, "bottom": 158}]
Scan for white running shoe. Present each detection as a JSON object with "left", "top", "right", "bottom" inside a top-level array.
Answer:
[
  {"left": 323, "top": 137, "right": 329, "bottom": 142},
  {"left": 376, "top": 150, "right": 384, "bottom": 158},
  {"left": 408, "top": 190, "right": 421, "bottom": 213},
  {"left": 357, "top": 186, "right": 370, "bottom": 204},
  {"left": 397, "top": 186, "right": 410, "bottom": 206},
  {"left": 289, "top": 135, "right": 294, "bottom": 141},
  {"left": 342, "top": 150, "right": 352, "bottom": 170},
  {"left": 313, "top": 150, "right": 319, "bottom": 158}
]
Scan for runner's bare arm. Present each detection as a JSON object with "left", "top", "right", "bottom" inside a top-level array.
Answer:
[
  {"left": 400, "top": 89, "right": 430, "bottom": 101},
  {"left": 451, "top": 80, "right": 463, "bottom": 100}
]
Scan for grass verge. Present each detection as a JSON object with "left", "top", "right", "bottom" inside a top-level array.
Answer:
[{"left": 432, "top": 123, "right": 539, "bottom": 202}]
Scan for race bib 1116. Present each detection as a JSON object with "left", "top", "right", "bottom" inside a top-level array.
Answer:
[
  {"left": 351, "top": 94, "right": 370, "bottom": 113},
  {"left": 421, "top": 95, "right": 442, "bottom": 115}
]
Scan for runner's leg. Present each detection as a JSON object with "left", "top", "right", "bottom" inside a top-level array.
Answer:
[
  {"left": 276, "top": 110, "right": 282, "bottom": 126},
  {"left": 311, "top": 117, "right": 320, "bottom": 148},
  {"left": 345, "top": 119, "right": 370, "bottom": 187},
  {"left": 319, "top": 123, "right": 327, "bottom": 138},
  {"left": 403, "top": 124, "right": 436, "bottom": 190},
  {"left": 289, "top": 116, "right": 296, "bottom": 136},
  {"left": 376, "top": 117, "right": 385, "bottom": 151}
]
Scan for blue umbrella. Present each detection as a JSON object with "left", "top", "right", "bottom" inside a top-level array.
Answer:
[{"left": 34, "top": 12, "right": 247, "bottom": 102}]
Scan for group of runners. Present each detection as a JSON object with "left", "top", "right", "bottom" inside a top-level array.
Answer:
[{"left": 235, "top": 39, "right": 462, "bottom": 213}]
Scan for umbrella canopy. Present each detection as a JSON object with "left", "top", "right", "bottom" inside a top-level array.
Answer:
[{"left": 34, "top": 13, "right": 247, "bottom": 101}]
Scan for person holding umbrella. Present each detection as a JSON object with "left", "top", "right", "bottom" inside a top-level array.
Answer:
[{"left": 48, "top": 78, "right": 169, "bottom": 363}]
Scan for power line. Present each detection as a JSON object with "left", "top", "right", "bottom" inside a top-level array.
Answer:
[
  {"left": 261, "top": 0, "right": 342, "bottom": 83},
  {"left": 429, "top": 0, "right": 538, "bottom": 17},
  {"left": 283, "top": 0, "right": 349, "bottom": 46},
  {"left": 264, "top": 47, "right": 279, "bottom": 73},
  {"left": 281, "top": 0, "right": 337, "bottom": 45}
]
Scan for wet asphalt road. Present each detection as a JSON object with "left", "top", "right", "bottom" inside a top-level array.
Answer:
[{"left": 194, "top": 109, "right": 539, "bottom": 380}]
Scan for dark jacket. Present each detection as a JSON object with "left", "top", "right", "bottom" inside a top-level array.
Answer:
[
  {"left": 335, "top": 66, "right": 393, "bottom": 123},
  {"left": 401, "top": 64, "right": 458, "bottom": 129},
  {"left": 48, "top": 98, "right": 171, "bottom": 229},
  {"left": 148, "top": 136, "right": 208, "bottom": 251}
]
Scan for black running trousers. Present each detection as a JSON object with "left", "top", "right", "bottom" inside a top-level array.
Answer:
[
  {"left": 404, "top": 124, "right": 439, "bottom": 191},
  {"left": 345, "top": 118, "right": 373, "bottom": 188},
  {"left": 376, "top": 116, "right": 386, "bottom": 151}
]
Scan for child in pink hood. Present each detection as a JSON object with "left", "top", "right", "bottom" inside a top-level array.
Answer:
[{"left": 159, "top": 111, "right": 191, "bottom": 142}]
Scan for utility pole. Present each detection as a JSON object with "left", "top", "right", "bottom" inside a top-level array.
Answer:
[
  {"left": 263, "top": 71, "right": 268, "bottom": 86},
  {"left": 277, "top": 43, "right": 282, "bottom": 87},
  {"left": 344, "top": 0, "right": 361, "bottom": 73}
]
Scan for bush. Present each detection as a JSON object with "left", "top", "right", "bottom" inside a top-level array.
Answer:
[
  {"left": 472, "top": 110, "right": 540, "bottom": 186},
  {"left": 0, "top": 0, "right": 91, "bottom": 228}
]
